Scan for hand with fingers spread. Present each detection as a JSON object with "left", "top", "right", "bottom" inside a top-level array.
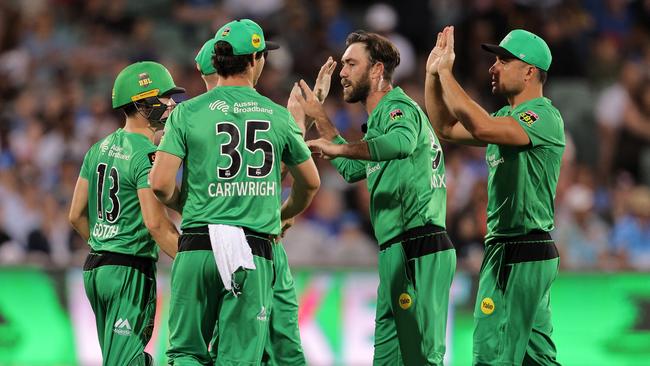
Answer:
[
  {"left": 427, "top": 27, "right": 448, "bottom": 76},
  {"left": 294, "top": 79, "right": 326, "bottom": 120},
  {"left": 314, "top": 56, "right": 337, "bottom": 103},
  {"left": 306, "top": 138, "right": 342, "bottom": 160},
  {"left": 438, "top": 26, "right": 456, "bottom": 74},
  {"left": 287, "top": 83, "right": 307, "bottom": 134},
  {"left": 295, "top": 79, "right": 339, "bottom": 140}
]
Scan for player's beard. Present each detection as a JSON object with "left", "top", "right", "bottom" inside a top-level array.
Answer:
[{"left": 343, "top": 69, "right": 371, "bottom": 104}]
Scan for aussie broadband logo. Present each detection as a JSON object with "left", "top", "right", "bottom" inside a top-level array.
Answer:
[
  {"left": 487, "top": 153, "right": 504, "bottom": 168},
  {"left": 210, "top": 100, "right": 229, "bottom": 113},
  {"left": 366, "top": 163, "right": 380, "bottom": 176},
  {"left": 113, "top": 318, "right": 132, "bottom": 336}
]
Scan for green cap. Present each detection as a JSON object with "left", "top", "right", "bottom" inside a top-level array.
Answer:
[
  {"left": 195, "top": 38, "right": 217, "bottom": 75},
  {"left": 481, "top": 29, "right": 552, "bottom": 71},
  {"left": 112, "top": 61, "right": 185, "bottom": 109},
  {"left": 214, "top": 19, "right": 279, "bottom": 56}
]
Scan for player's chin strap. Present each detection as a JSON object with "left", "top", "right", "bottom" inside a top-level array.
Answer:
[{"left": 134, "top": 96, "right": 170, "bottom": 125}]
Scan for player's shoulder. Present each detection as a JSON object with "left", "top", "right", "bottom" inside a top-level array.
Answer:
[
  {"left": 88, "top": 130, "right": 118, "bottom": 155},
  {"left": 381, "top": 91, "right": 422, "bottom": 123},
  {"left": 513, "top": 97, "right": 562, "bottom": 126}
]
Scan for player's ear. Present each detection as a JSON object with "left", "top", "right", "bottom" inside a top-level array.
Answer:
[
  {"left": 371, "top": 62, "right": 384, "bottom": 80},
  {"left": 523, "top": 64, "right": 535, "bottom": 82}
]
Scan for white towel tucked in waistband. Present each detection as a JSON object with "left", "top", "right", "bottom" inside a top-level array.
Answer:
[{"left": 208, "top": 224, "right": 256, "bottom": 295}]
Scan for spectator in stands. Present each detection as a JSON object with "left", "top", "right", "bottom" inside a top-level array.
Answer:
[
  {"left": 610, "top": 185, "right": 650, "bottom": 270},
  {"left": 554, "top": 184, "right": 611, "bottom": 270}
]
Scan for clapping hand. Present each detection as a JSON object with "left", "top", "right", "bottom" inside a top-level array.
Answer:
[
  {"left": 314, "top": 56, "right": 337, "bottom": 103},
  {"left": 427, "top": 26, "right": 455, "bottom": 76}
]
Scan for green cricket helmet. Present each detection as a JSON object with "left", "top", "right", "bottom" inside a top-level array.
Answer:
[{"left": 111, "top": 61, "right": 185, "bottom": 122}]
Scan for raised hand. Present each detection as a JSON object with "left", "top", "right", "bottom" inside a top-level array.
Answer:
[
  {"left": 295, "top": 80, "right": 326, "bottom": 119},
  {"left": 426, "top": 27, "right": 447, "bottom": 76},
  {"left": 438, "top": 26, "right": 456, "bottom": 73},
  {"left": 314, "top": 56, "right": 337, "bottom": 103},
  {"left": 287, "top": 83, "right": 307, "bottom": 134}
]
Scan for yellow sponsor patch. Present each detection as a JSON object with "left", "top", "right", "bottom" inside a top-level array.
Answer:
[
  {"left": 481, "top": 297, "right": 495, "bottom": 315},
  {"left": 251, "top": 34, "right": 261, "bottom": 48},
  {"left": 398, "top": 293, "right": 412, "bottom": 310},
  {"left": 130, "top": 89, "right": 160, "bottom": 101}
]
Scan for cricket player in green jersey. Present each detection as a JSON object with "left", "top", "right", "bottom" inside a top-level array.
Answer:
[
  {"left": 68, "top": 61, "right": 185, "bottom": 366},
  {"left": 425, "top": 27, "right": 564, "bottom": 365},
  {"left": 150, "top": 19, "right": 320, "bottom": 365},
  {"left": 194, "top": 37, "right": 334, "bottom": 366},
  {"left": 300, "top": 31, "right": 456, "bottom": 366}
]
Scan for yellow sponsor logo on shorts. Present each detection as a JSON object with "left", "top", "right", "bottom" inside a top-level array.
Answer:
[
  {"left": 481, "top": 297, "right": 495, "bottom": 315},
  {"left": 398, "top": 293, "right": 412, "bottom": 310}
]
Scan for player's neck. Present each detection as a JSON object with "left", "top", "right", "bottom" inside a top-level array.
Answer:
[
  {"left": 124, "top": 117, "right": 156, "bottom": 143},
  {"left": 203, "top": 74, "right": 220, "bottom": 90},
  {"left": 508, "top": 83, "right": 543, "bottom": 109},
  {"left": 364, "top": 83, "right": 393, "bottom": 114},
  {"left": 217, "top": 73, "right": 254, "bottom": 88}
]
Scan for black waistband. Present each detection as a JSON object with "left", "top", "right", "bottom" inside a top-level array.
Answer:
[
  {"left": 83, "top": 251, "right": 155, "bottom": 275},
  {"left": 487, "top": 230, "right": 558, "bottom": 264},
  {"left": 486, "top": 230, "right": 553, "bottom": 245},
  {"left": 381, "top": 223, "right": 446, "bottom": 249},
  {"left": 179, "top": 226, "right": 273, "bottom": 260},
  {"left": 380, "top": 224, "right": 453, "bottom": 256}
]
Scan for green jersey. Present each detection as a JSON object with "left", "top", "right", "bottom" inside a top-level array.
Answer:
[
  {"left": 80, "top": 129, "right": 158, "bottom": 259},
  {"left": 158, "top": 86, "right": 311, "bottom": 235},
  {"left": 331, "top": 87, "right": 446, "bottom": 244},
  {"left": 486, "top": 97, "right": 565, "bottom": 241}
]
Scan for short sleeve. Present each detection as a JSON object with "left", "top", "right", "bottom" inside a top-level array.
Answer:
[
  {"left": 79, "top": 148, "right": 93, "bottom": 180},
  {"left": 157, "top": 105, "right": 187, "bottom": 159},
  {"left": 512, "top": 103, "right": 564, "bottom": 148},
  {"left": 281, "top": 113, "right": 311, "bottom": 166},
  {"left": 133, "top": 150, "right": 156, "bottom": 189}
]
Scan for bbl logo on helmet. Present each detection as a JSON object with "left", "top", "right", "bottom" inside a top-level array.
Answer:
[
  {"left": 222, "top": 27, "right": 231, "bottom": 37},
  {"left": 138, "top": 73, "right": 152, "bottom": 87},
  {"left": 251, "top": 34, "right": 261, "bottom": 48}
]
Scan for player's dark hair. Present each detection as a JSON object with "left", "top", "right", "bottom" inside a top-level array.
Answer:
[
  {"left": 213, "top": 41, "right": 255, "bottom": 78},
  {"left": 346, "top": 30, "right": 400, "bottom": 82},
  {"left": 537, "top": 68, "right": 547, "bottom": 84}
]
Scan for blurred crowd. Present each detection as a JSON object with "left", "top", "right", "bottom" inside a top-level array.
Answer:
[{"left": 0, "top": 0, "right": 649, "bottom": 272}]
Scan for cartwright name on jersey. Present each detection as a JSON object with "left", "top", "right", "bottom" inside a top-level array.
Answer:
[{"left": 208, "top": 181, "right": 277, "bottom": 197}]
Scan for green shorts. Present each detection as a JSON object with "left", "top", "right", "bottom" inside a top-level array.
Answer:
[
  {"left": 209, "top": 242, "right": 306, "bottom": 365},
  {"left": 373, "top": 224, "right": 456, "bottom": 366},
  {"left": 473, "top": 231, "right": 561, "bottom": 366},
  {"left": 261, "top": 242, "right": 306, "bottom": 365},
  {"left": 82, "top": 251, "right": 156, "bottom": 366},
  {"left": 166, "top": 227, "right": 274, "bottom": 366}
]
